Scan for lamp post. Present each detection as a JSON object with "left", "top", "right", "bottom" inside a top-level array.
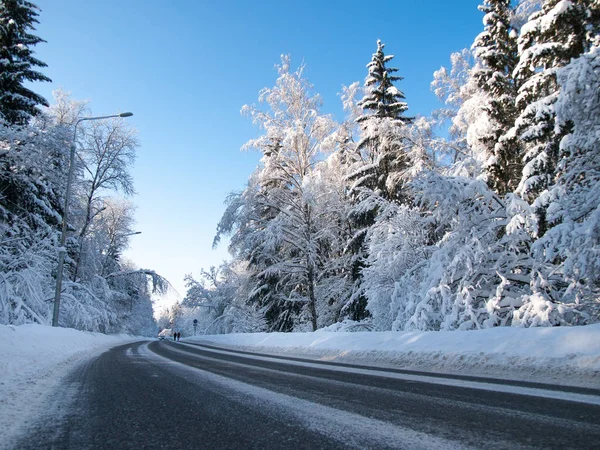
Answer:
[{"left": 52, "top": 112, "right": 133, "bottom": 327}]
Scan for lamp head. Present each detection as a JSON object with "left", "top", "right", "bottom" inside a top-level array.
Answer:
[{"left": 119, "top": 112, "right": 133, "bottom": 117}]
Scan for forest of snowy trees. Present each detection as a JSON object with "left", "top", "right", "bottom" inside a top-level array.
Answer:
[
  {"left": 0, "top": 0, "right": 162, "bottom": 334},
  {"left": 2, "top": 1, "right": 599, "bottom": 336},
  {"left": 179, "top": 0, "right": 600, "bottom": 334}
]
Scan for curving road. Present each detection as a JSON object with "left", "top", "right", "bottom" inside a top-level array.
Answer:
[{"left": 15, "top": 340, "right": 600, "bottom": 449}]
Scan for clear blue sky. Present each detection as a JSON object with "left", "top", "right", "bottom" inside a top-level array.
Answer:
[{"left": 33, "top": 0, "right": 482, "bottom": 305}]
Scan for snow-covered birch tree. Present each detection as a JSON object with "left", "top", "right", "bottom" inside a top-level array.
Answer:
[
  {"left": 71, "top": 117, "right": 138, "bottom": 282},
  {"left": 216, "top": 56, "right": 335, "bottom": 331}
]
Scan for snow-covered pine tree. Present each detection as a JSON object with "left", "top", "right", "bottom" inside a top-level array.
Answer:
[
  {"left": 341, "top": 41, "right": 414, "bottom": 322},
  {"left": 0, "top": 113, "right": 71, "bottom": 325},
  {"left": 523, "top": 28, "right": 600, "bottom": 323},
  {"left": 471, "top": 0, "right": 521, "bottom": 195},
  {"left": 0, "top": 0, "right": 50, "bottom": 125},
  {"left": 511, "top": 0, "right": 588, "bottom": 236},
  {"left": 357, "top": 40, "right": 410, "bottom": 123},
  {"left": 324, "top": 83, "right": 371, "bottom": 322},
  {"left": 215, "top": 173, "right": 302, "bottom": 332},
  {"left": 399, "top": 1, "right": 541, "bottom": 330},
  {"left": 351, "top": 39, "right": 413, "bottom": 202}
]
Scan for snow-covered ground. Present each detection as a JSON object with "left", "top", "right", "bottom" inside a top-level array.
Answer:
[
  {"left": 189, "top": 324, "right": 600, "bottom": 389},
  {"left": 0, "top": 324, "right": 141, "bottom": 449},
  {"left": 1, "top": 323, "right": 599, "bottom": 448}
]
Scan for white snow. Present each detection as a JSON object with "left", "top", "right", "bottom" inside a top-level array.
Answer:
[{"left": 0, "top": 324, "right": 140, "bottom": 449}]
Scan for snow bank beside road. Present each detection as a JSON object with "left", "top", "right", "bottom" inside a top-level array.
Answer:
[
  {"left": 193, "top": 324, "right": 600, "bottom": 388},
  {"left": 0, "top": 324, "right": 141, "bottom": 449}
]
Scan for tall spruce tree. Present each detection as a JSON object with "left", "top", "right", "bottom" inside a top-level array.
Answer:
[
  {"left": 517, "top": 1, "right": 600, "bottom": 319},
  {"left": 352, "top": 40, "right": 413, "bottom": 202},
  {"left": 471, "top": 0, "right": 521, "bottom": 195},
  {"left": 341, "top": 41, "right": 413, "bottom": 321},
  {"left": 511, "top": 0, "right": 587, "bottom": 236},
  {"left": 532, "top": 44, "right": 600, "bottom": 317},
  {"left": 0, "top": 0, "right": 50, "bottom": 125},
  {"left": 356, "top": 40, "right": 411, "bottom": 124}
]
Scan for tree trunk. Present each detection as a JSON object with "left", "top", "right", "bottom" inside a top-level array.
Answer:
[{"left": 307, "top": 265, "right": 318, "bottom": 331}]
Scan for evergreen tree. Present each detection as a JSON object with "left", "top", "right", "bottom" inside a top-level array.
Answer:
[
  {"left": 0, "top": 0, "right": 50, "bottom": 125},
  {"left": 0, "top": 118, "right": 68, "bottom": 325},
  {"left": 215, "top": 174, "right": 302, "bottom": 332},
  {"left": 471, "top": 0, "right": 521, "bottom": 195},
  {"left": 512, "top": 0, "right": 588, "bottom": 236},
  {"left": 356, "top": 40, "right": 411, "bottom": 124},
  {"left": 530, "top": 44, "right": 600, "bottom": 322},
  {"left": 351, "top": 40, "right": 413, "bottom": 202},
  {"left": 341, "top": 41, "right": 414, "bottom": 321}
]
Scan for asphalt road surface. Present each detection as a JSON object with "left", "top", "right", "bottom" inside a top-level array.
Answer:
[{"left": 15, "top": 340, "right": 600, "bottom": 449}]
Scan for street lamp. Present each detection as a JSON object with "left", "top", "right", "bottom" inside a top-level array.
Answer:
[
  {"left": 52, "top": 112, "right": 133, "bottom": 327},
  {"left": 116, "top": 231, "right": 142, "bottom": 238}
]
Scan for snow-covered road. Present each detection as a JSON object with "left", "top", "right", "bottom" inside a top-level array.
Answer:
[
  {"left": 0, "top": 325, "right": 140, "bottom": 449},
  {"left": 1, "top": 323, "right": 600, "bottom": 448},
  {"left": 10, "top": 339, "right": 600, "bottom": 449}
]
